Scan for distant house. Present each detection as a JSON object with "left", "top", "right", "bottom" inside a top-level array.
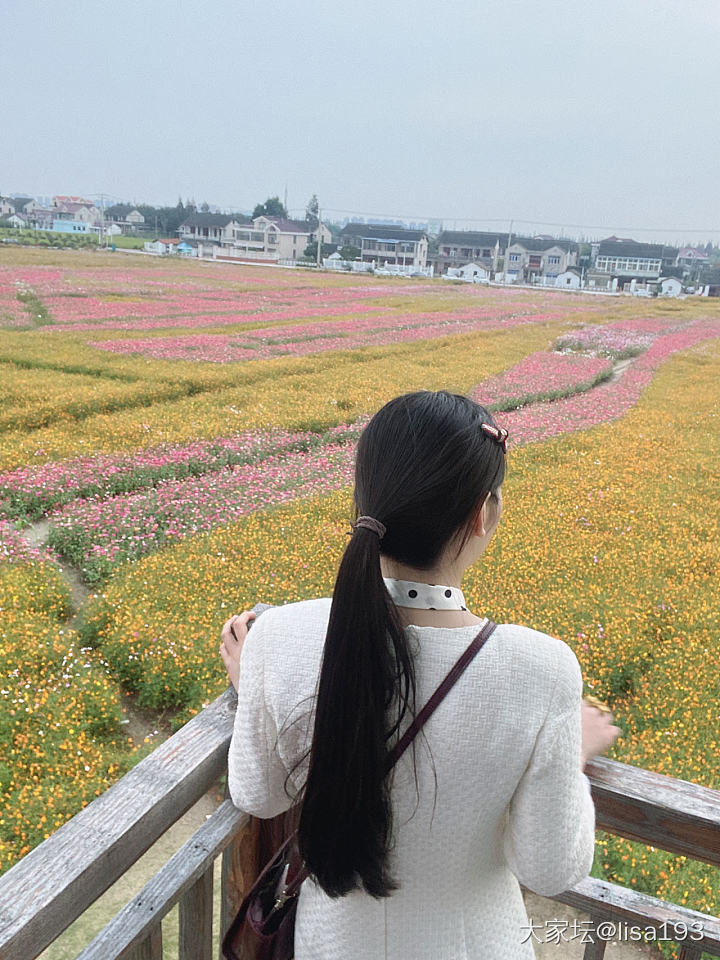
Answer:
[
  {"left": 28, "top": 209, "right": 54, "bottom": 231},
  {"left": 445, "top": 262, "right": 490, "bottom": 283},
  {"left": 504, "top": 238, "right": 578, "bottom": 283},
  {"left": 105, "top": 204, "right": 146, "bottom": 234},
  {"left": 7, "top": 213, "right": 28, "bottom": 228},
  {"left": 589, "top": 239, "right": 678, "bottom": 290},
  {"left": 0, "top": 197, "right": 14, "bottom": 217},
  {"left": 435, "top": 231, "right": 508, "bottom": 275},
  {"left": 179, "top": 213, "right": 250, "bottom": 252},
  {"left": 195, "top": 214, "right": 332, "bottom": 263},
  {"left": 676, "top": 246, "right": 709, "bottom": 268},
  {"left": 144, "top": 238, "right": 180, "bottom": 255},
  {"left": 555, "top": 268, "right": 582, "bottom": 289},
  {"left": 52, "top": 219, "right": 90, "bottom": 234},
  {"left": 53, "top": 199, "right": 101, "bottom": 226},
  {"left": 251, "top": 216, "right": 332, "bottom": 261},
  {"left": 658, "top": 277, "right": 683, "bottom": 297},
  {"left": 698, "top": 267, "right": 720, "bottom": 297},
  {"left": 10, "top": 197, "right": 37, "bottom": 215},
  {"left": 338, "top": 223, "right": 428, "bottom": 269}
]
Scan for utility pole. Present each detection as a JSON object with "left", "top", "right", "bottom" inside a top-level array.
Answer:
[
  {"left": 98, "top": 193, "right": 106, "bottom": 248},
  {"left": 504, "top": 219, "right": 514, "bottom": 285},
  {"left": 316, "top": 206, "right": 323, "bottom": 269}
]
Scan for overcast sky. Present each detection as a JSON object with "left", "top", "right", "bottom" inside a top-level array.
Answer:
[{"left": 5, "top": 0, "right": 720, "bottom": 242}]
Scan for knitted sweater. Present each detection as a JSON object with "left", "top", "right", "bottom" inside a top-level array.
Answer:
[{"left": 228, "top": 597, "right": 596, "bottom": 960}]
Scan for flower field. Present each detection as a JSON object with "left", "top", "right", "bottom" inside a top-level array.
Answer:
[{"left": 1, "top": 249, "right": 718, "bottom": 953}]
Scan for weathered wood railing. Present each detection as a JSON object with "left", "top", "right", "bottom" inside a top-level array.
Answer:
[{"left": 0, "top": 623, "right": 719, "bottom": 958}]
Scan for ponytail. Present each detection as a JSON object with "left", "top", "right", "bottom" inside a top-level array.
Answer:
[{"left": 298, "top": 523, "right": 415, "bottom": 898}]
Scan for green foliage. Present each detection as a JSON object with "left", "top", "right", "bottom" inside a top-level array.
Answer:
[
  {"left": 108, "top": 236, "right": 146, "bottom": 249},
  {"left": 16, "top": 290, "right": 53, "bottom": 326},
  {"left": 304, "top": 194, "right": 319, "bottom": 230},
  {"left": 0, "top": 228, "right": 98, "bottom": 250},
  {"left": 303, "top": 241, "right": 336, "bottom": 260},
  {"left": 252, "top": 196, "right": 287, "bottom": 219},
  {"left": 338, "top": 244, "right": 361, "bottom": 261}
]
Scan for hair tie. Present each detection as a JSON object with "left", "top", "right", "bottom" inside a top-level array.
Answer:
[
  {"left": 480, "top": 422, "right": 509, "bottom": 453},
  {"left": 349, "top": 515, "right": 386, "bottom": 540}
]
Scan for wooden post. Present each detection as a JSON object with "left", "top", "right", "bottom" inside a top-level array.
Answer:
[
  {"left": 126, "top": 925, "right": 162, "bottom": 960},
  {"left": 220, "top": 817, "right": 262, "bottom": 944},
  {"left": 582, "top": 920, "right": 607, "bottom": 959},
  {"left": 179, "top": 864, "right": 213, "bottom": 960},
  {"left": 677, "top": 946, "right": 703, "bottom": 960}
]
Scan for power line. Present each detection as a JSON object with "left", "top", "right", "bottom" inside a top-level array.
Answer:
[{"left": 290, "top": 206, "right": 720, "bottom": 237}]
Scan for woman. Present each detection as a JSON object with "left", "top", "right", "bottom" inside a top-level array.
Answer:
[{"left": 221, "top": 390, "right": 620, "bottom": 959}]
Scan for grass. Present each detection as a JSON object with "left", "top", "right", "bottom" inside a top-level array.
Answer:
[{"left": 16, "top": 289, "right": 54, "bottom": 326}]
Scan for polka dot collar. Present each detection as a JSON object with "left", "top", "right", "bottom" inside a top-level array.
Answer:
[{"left": 383, "top": 577, "right": 467, "bottom": 611}]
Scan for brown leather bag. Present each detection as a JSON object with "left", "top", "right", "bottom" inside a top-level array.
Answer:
[{"left": 222, "top": 619, "right": 498, "bottom": 960}]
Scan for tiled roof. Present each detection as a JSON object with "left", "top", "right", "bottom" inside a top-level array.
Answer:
[
  {"left": 438, "top": 231, "right": 508, "bottom": 247},
  {"left": 181, "top": 213, "right": 240, "bottom": 228},
  {"left": 53, "top": 195, "right": 91, "bottom": 205},
  {"left": 440, "top": 232, "right": 576, "bottom": 253},
  {"left": 340, "top": 223, "right": 426, "bottom": 241},
  {"left": 262, "top": 217, "right": 312, "bottom": 234},
  {"left": 10, "top": 197, "right": 33, "bottom": 212},
  {"left": 597, "top": 240, "right": 677, "bottom": 260},
  {"left": 510, "top": 237, "right": 577, "bottom": 253},
  {"left": 56, "top": 202, "right": 94, "bottom": 214}
]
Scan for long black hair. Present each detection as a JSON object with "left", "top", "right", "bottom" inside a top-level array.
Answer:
[{"left": 297, "top": 390, "right": 506, "bottom": 898}]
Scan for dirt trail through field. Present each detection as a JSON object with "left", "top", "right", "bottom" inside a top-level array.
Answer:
[{"left": 20, "top": 518, "right": 176, "bottom": 745}]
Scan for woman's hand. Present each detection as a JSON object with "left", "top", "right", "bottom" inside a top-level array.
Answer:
[
  {"left": 220, "top": 611, "right": 256, "bottom": 692},
  {"left": 581, "top": 699, "right": 621, "bottom": 768}
]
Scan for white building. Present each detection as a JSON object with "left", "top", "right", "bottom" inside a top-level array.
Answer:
[
  {"left": 555, "top": 268, "right": 582, "bottom": 289},
  {"left": 445, "top": 262, "right": 490, "bottom": 282},
  {"left": 504, "top": 238, "right": 578, "bottom": 283},
  {"left": 201, "top": 215, "right": 332, "bottom": 263},
  {"left": 658, "top": 277, "right": 683, "bottom": 297},
  {"left": 338, "top": 223, "right": 429, "bottom": 270}
]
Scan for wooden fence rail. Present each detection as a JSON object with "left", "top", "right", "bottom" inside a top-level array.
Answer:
[{"left": 0, "top": 605, "right": 719, "bottom": 958}]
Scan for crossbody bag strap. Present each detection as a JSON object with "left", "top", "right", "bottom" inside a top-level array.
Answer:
[
  {"left": 386, "top": 617, "right": 497, "bottom": 770},
  {"left": 284, "top": 617, "right": 498, "bottom": 893}
]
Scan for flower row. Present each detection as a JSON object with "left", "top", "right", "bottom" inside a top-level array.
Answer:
[
  {"left": 471, "top": 351, "right": 613, "bottom": 410},
  {"left": 47, "top": 443, "right": 356, "bottom": 583},
  {"left": 0, "top": 556, "right": 135, "bottom": 875},
  {"left": 87, "top": 307, "right": 571, "bottom": 361},
  {"left": 0, "top": 422, "right": 365, "bottom": 521},
  {"left": 0, "top": 323, "right": 565, "bottom": 469}
]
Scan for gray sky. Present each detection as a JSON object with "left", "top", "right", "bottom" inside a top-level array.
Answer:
[{"left": 5, "top": 0, "right": 720, "bottom": 242}]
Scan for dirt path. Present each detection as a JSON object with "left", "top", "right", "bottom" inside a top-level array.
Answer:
[
  {"left": 606, "top": 356, "right": 634, "bottom": 383},
  {"left": 21, "top": 518, "right": 172, "bottom": 745}
]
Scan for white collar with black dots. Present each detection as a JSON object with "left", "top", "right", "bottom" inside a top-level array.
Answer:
[{"left": 383, "top": 577, "right": 467, "bottom": 611}]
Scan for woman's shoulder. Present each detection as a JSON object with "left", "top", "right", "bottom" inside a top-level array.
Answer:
[
  {"left": 494, "top": 622, "right": 583, "bottom": 693},
  {"left": 253, "top": 596, "right": 332, "bottom": 633},
  {"left": 245, "top": 597, "right": 332, "bottom": 666}
]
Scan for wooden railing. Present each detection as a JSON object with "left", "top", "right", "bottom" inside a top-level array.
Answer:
[{"left": 1, "top": 638, "right": 719, "bottom": 958}]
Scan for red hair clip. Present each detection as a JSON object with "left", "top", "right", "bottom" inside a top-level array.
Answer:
[{"left": 480, "top": 422, "right": 509, "bottom": 453}]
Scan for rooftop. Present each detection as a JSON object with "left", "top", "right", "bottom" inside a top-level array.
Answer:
[{"left": 340, "top": 222, "right": 427, "bottom": 241}]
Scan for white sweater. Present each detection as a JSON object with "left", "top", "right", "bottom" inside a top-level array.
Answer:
[{"left": 228, "top": 597, "right": 596, "bottom": 960}]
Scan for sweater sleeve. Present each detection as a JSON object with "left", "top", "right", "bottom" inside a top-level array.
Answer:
[
  {"left": 227, "top": 614, "right": 297, "bottom": 819},
  {"left": 502, "top": 647, "right": 596, "bottom": 897}
]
